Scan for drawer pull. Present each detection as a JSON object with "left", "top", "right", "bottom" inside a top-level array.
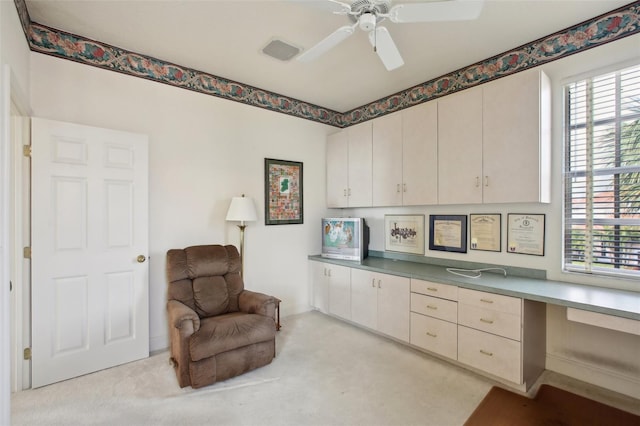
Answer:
[
  {"left": 479, "top": 349, "right": 493, "bottom": 357},
  {"left": 426, "top": 332, "right": 437, "bottom": 338},
  {"left": 426, "top": 305, "right": 438, "bottom": 310},
  {"left": 480, "top": 298, "right": 494, "bottom": 304},
  {"left": 427, "top": 287, "right": 438, "bottom": 292},
  {"left": 479, "top": 318, "right": 494, "bottom": 324}
]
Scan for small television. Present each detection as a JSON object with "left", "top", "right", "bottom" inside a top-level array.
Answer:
[{"left": 321, "top": 218, "right": 369, "bottom": 261}]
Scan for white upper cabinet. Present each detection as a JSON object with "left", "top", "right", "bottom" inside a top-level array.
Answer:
[
  {"left": 402, "top": 101, "right": 438, "bottom": 206},
  {"left": 482, "top": 68, "right": 551, "bottom": 204},
  {"left": 438, "top": 86, "right": 484, "bottom": 205},
  {"left": 326, "top": 69, "right": 550, "bottom": 208},
  {"left": 347, "top": 121, "right": 373, "bottom": 207},
  {"left": 371, "top": 102, "right": 438, "bottom": 207},
  {"left": 326, "top": 121, "right": 373, "bottom": 208},
  {"left": 372, "top": 111, "right": 403, "bottom": 206},
  {"left": 326, "top": 130, "right": 349, "bottom": 208}
]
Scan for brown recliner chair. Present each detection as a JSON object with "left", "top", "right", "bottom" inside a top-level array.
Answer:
[{"left": 166, "top": 244, "right": 277, "bottom": 388}]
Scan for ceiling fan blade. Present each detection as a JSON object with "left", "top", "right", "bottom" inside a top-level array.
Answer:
[
  {"left": 368, "top": 26, "right": 404, "bottom": 71},
  {"left": 297, "top": 25, "right": 356, "bottom": 63},
  {"left": 388, "top": 0, "right": 484, "bottom": 23},
  {"left": 326, "top": 0, "right": 352, "bottom": 15}
]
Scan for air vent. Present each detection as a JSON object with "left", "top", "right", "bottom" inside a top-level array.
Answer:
[{"left": 262, "top": 39, "right": 301, "bottom": 62}]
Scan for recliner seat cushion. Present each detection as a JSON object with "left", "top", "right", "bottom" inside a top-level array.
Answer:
[{"left": 189, "top": 313, "right": 276, "bottom": 362}]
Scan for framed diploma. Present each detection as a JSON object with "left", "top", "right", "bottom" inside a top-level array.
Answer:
[
  {"left": 429, "top": 215, "right": 467, "bottom": 253},
  {"left": 385, "top": 214, "right": 425, "bottom": 255},
  {"left": 470, "top": 214, "right": 501, "bottom": 252},
  {"left": 507, "top": 214, "right": 545, "bottom": 256}
]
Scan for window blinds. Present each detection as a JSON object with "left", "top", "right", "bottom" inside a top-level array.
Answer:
[{"left": 564, "top": 64, "right": 640, "bottom": 278}]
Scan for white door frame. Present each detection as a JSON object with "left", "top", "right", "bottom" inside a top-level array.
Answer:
[
  {"left": 9, "top": 99, "right": 30, "bottom": 392},
  {"left": 2, "top": 63, "right": 32, "bottom": 426}
]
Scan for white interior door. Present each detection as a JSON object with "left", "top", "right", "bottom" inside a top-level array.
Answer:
[{"left": 31, "top": 118, "right": 149, "bottom": 388}]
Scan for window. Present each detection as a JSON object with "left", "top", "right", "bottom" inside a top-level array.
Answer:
[{"left": 564, "top": 64, "right": 640, "bottom": 279}]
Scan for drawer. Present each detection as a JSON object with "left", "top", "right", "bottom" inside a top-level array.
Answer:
[
  {"left": 411, "top": 293, "right": 457, "bottom": 323},
  {"left": 411, "top": 279, "right": 458, "bottom": 301},
  {"left": 458, "top": 303, "right": 521, "bottom": 341},
  {"left": 458, "top": 288, "right": 521, "bottom": 316},
  {"left": 458, "top": 325, "right": 522, "bottom": 384},
  {"left": 411, "top": 313, "right": 457, "bottom": 360}
]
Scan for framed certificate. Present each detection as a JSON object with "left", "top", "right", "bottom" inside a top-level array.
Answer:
[
  {"left": 384, "top": 214, "right": 425, "bottom": 255},
  {"left": 507, "top": 214, "right": 545, "bottom": 256},
  {"left": 470, "top": 214, "right": 501, "bottom": 252},
  {"left": 429, "top": 215, "right": 467, "bottom": 253}
]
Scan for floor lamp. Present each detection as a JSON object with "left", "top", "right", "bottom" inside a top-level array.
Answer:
[{"left": 225, "top": 194, "right": 257, "bottom": 277}]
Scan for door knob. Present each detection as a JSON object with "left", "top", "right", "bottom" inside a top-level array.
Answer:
[{"left": 137, "top": 255, "right": 146, "bottom": 263}]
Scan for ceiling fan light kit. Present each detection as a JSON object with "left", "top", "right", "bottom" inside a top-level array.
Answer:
[{"left": 297, "top": 0, "right": 484, "bottom": 71}]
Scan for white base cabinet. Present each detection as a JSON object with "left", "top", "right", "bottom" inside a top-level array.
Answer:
[
  {"left": 351, "top": 268, "right": 410, "bottom": 342},
  {"left": 310, "top": 262, "right": 351, "bottom": 320},
  {"left": 309, "top": 260, "right": 546, "bottom": 390}
]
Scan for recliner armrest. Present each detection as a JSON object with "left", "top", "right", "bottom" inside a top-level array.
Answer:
[
  {"left": 167, "top": 300, "right": 201, "bottom": 335},
  {"left": 239, "top": 290, "right": 276, "bottom": 319}
]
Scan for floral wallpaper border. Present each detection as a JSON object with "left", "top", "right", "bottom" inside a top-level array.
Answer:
[{"left": 13, "top": 0, "right": 640, "bottom": 128}]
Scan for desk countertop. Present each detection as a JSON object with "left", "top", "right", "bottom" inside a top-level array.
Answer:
[{"left": 309, "top": 255, "right": 640, "bottom": 321}]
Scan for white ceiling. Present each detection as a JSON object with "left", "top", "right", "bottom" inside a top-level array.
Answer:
[{"left": 24, "top": 0, "right": 631, "bottom": 112}]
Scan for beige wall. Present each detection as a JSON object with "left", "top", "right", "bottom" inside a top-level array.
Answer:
[{"left": 30, "top": 54, "right": 332, "bottom": 350}]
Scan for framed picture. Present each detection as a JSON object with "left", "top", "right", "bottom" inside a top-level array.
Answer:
[
  {"left": 507, "top": 214, "right": 545, "bottom": 256},
  {"left": 470, "top": 214, "right": 501, "bottom": 252},
  {"left": 384, "top": 215, "right": 425, "bottom": 255},
  {"left": 429, "top": 215, "right": 467, "bottom": 253},
  {"left": 264, "top": 158, "right": 303, "bottom": 225}
]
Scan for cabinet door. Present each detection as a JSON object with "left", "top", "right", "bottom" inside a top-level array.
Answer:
[
  {"left": 326, "top": 131, "right": 349, "bottom": 208},
  {"left": 350, "top": 268, "right": 377, "bottom": 330},
  {"left": 372, "top": 112, "right": 403, "bottom": 207},
  {"left": 328, "top": 265, "right": 351, "bottom": 320},
  {"left": 438, "top": 86, "right": 483, "bottom": 204},
  {"left": 309, "top": 261, "right": 329, "bottom": 314},
  {"left": 377, "top": 273, "right": 410, "bottom": 342},
  {"left": 483, "top": 69, "right": 550, "bottom": 203},
  {"left": 347, "top": 121, "right": 373, "bottom": 207},
  {"left": 402, "top": 101, "right": 438, "bottom": 206}
]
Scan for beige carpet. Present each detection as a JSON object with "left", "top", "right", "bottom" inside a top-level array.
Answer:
[{"left": 10, "top": 311, "right": 640, "bottom": 426}]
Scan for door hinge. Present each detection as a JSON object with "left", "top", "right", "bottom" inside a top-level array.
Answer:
[
  {"left": 23, "top": 145, "right": 31, "bottom": 157},
  {"left": 23, "top": 247, "right": 31, "bottom": 259},
  {"left": 23, "top": 348, "right": 32, "bottom": 360}
]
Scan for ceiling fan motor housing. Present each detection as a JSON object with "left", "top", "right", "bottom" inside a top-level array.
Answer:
[{"left": 359, "top": 13, "right": 377, "bottom": 31}]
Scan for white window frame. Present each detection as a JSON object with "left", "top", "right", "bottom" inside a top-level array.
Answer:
[{"left": 562, "top": 62, "right": 640, "bottom": 280}]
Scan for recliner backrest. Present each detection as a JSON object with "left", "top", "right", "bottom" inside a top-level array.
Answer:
[{"left": 166, "top": 245, "right": 244, "bottom": 318}]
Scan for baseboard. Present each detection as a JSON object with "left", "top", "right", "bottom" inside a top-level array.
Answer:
[
  {"left": 546, "top": 353, "right": 640, "bottom": 399},
  {"left": 149, "top": 334, "right": 169, "bottom": 354}
]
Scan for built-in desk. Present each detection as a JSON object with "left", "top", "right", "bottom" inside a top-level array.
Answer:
[{"left": 308, "top": 254, "right": 640, "bottom": 321}]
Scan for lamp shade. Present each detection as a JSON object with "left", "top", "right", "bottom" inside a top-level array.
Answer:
[{"left": 226, "top": 195, "right": 257, "bottom": 224}]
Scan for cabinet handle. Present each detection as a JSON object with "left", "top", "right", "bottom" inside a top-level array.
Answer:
[
  {"left": 479, "top": 349, "right": 494, "bottom": 357},
  {"left": 484, "top": 176, "right": 489, "bottom": 187},
  {"left": 475, "top": 176, "right": 480, "bottom": 187},
  {"left": 327, "top": 269, "right": 332, "bottom": 278},
  {"left": 427, "top": 287, "right": 438, "bottom": 292},
  {"left": 323, "top": 268, "right": 327, "bottom": 277},
  {"left": 426, "top": 332, "right": 437, "bottom": 338},
  {"left": 348, "top": 188, "right": 352, "bottom": 196},
  {"left": 343, "top": 189, "right": 347, "bottom": 197},
  {"left": 480, "top": 298, "right": 494, "bottom": 304},
  {"left": 372, "top": 278, "right": 376, "bottom": 288},
  {"left": 403, "top": 183, "right": 407, "bottom": 193},
  {"left": 378, "top": 280, "right": 381, "bottom": 289},
  {"left": 396, "top": 184, "right": 400, "bottom": 193},
  {"left": 480, "top": 318, "right": 494, "bottom": 324},
  {"left": 426, "top": 305, "right": 438, "bottom": 310}
]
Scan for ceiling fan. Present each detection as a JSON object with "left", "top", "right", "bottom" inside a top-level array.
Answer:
[{"left": 297, "top": 0, "right": 484, "bottom": 71}]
